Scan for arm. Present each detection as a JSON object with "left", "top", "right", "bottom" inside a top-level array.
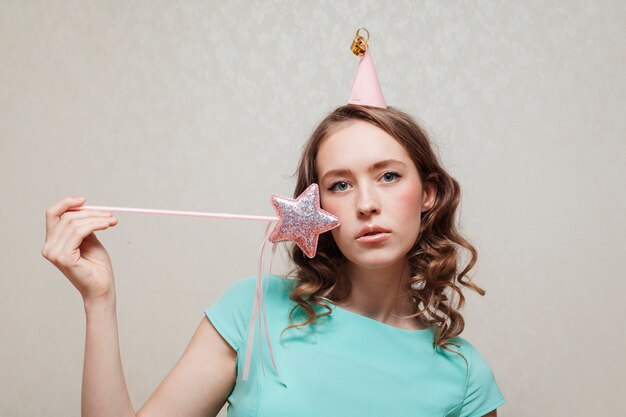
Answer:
[
  {"left": 136, "top": 316, "right": 237, "bottom": 417},
  {"left": 482, "top": 410, "right": 497, "bottom": 417},
  {"left": 82, "top": 294, "right": 237, "bottom": 417},
  {"left": 43, "top": 198, "right": 236, "bottom": 417},
  {"left": 82, "top": 295, "right": 135, "bottom": 417}
]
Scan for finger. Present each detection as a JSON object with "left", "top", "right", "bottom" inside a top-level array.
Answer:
[
  {"left": 45, "top": 196, "right": 86, "bottom": 238},
  {"left": 60, "top": 209, "right": 113, "bottom": 223},
  {"left": 47, "top": 208, "right": 113, "bottom": 247},
  {"left": 61, "top": 217, "right": 118, "bottom": 255},
  {"left": 50, "top": 217, "right": 118, "bottom": 265}
]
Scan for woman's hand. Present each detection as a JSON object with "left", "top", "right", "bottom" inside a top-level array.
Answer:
[{"left": 41, "top": 196, "right": 120, "bottom": 303}]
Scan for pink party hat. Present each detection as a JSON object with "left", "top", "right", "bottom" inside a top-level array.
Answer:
[{"left": 347, "top": 29, "right": 387, "bottom": 108}]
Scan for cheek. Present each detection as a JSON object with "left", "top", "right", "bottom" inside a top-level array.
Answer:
[
  {"left": 394, "top": 184, "right": 422, "bottom": 239},
  {"left": 397, "top": 183, "right": 422, "bottom": 219},
  {"left": 321, "top": 197, "right": 349, "bottom": 242},
  {"left": 320, "top": 193, "right": 345, "bottom": 217},
  {"left": 395, "top": 185, "right": 422, "bottom": 249}
]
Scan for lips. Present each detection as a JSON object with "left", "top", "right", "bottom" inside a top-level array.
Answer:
[{"left": 356, "top": 224, "right": 391, "bottom": 239}]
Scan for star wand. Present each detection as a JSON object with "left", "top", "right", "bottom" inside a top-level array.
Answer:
[{"left": 70, "top": 183, "right": 340, "bottom": 385}]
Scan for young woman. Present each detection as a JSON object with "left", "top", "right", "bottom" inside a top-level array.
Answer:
[{"left": 42, "top": 104, "right": 505, "bottom": 417}]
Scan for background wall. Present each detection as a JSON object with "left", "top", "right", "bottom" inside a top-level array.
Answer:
[{"left": 1, "top": 1, "right": 624, "bottom": 416}]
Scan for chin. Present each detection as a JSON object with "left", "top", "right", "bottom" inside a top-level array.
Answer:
[{"left": 344, "top": 250, "right": 405, "bottom": 270}]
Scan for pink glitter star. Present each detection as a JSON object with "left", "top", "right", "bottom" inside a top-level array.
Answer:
[{"left": 269, "top": 183, "right": 340, "bottom": 258}]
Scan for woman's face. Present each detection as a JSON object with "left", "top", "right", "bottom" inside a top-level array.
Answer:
[{"left": 316, "top": 120, "right": 434, "bottom": 270}]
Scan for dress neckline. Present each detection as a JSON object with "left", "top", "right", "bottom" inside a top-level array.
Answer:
[
  {"left": 273, "top": 274, "right": 433, "bottom": 336},
  {"left": 327, "top": 301, "right": 434, "bottom": 334}
]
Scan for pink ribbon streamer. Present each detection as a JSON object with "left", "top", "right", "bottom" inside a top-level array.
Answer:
[{"left": 242, "top": 220, "right": 285, "bottom": 385}]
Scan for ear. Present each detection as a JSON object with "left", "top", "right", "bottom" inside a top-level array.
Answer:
[{"left": 421, "top": 181, "right": 436, "bottom": 212}]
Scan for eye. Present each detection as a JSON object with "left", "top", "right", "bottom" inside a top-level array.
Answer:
[
  {"left": 328, "top": 181, "right": 350, "bottom": 192},
  {"left": 382, "top": 171, "right": 401, "bottom": 182},
  {"left": 328, "top": 171, "right": 402, "bottom": 191}
]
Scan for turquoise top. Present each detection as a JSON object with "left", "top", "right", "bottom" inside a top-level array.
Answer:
[{"left": 204, "top": 274, "right": 506, "bottom": 417}]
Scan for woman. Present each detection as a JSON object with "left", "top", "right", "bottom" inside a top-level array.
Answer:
[{"left": 42, "top": 104, "right": 505, "bottom": 417}]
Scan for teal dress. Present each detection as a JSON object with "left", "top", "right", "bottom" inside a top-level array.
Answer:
[{"left": 205, "top": 274, "right": 506, "bottom": 417}]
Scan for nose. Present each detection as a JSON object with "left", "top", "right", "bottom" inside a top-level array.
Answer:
[{"left": 356, "top": 184, "right": 380, "bottom": 217}]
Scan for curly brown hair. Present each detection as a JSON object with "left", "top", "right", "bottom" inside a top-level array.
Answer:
[{"left": 278, "top": 104, "right": 486, "bottom": 361}]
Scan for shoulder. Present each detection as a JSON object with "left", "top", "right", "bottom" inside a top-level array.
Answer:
[
  {"left": 455, "top": 336, "right": 479, "bottom": 358},
  {"left": 231, "top": 274, "right": 294, "bottom": 293},
  {"left": 447, "top": 336, "right": 506, "bottom": 417},
  {"left": 445, "top": 336, "right": 496, "bottom": 381},
  {"left": 209, "top": 275, "right": 257, "bottom": 308},
  {"left": 216, "top": 274, "right": 294, "bottom": 306},
  {"left": 203, "top": 274, "right": 291, "bottom": 352},
  {"left": 231, "top": 273, "right": 293, "bottom": 287}
]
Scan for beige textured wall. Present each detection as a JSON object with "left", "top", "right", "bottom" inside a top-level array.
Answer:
[{"left": 1, "top": 1, "right": 624, "bottom": 416}]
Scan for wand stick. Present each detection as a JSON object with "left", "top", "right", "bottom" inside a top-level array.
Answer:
[{"left": 71, "top": 205, "right": 279, "bottom": 222}]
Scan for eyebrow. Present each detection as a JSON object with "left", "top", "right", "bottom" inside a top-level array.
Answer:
[{"left": 320, "top": 159, "right": 408, "bottom": 183}]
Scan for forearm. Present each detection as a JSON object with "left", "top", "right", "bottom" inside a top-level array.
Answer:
[{"left": 82, "top": 294, "right": 135, "bottom": 417}]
